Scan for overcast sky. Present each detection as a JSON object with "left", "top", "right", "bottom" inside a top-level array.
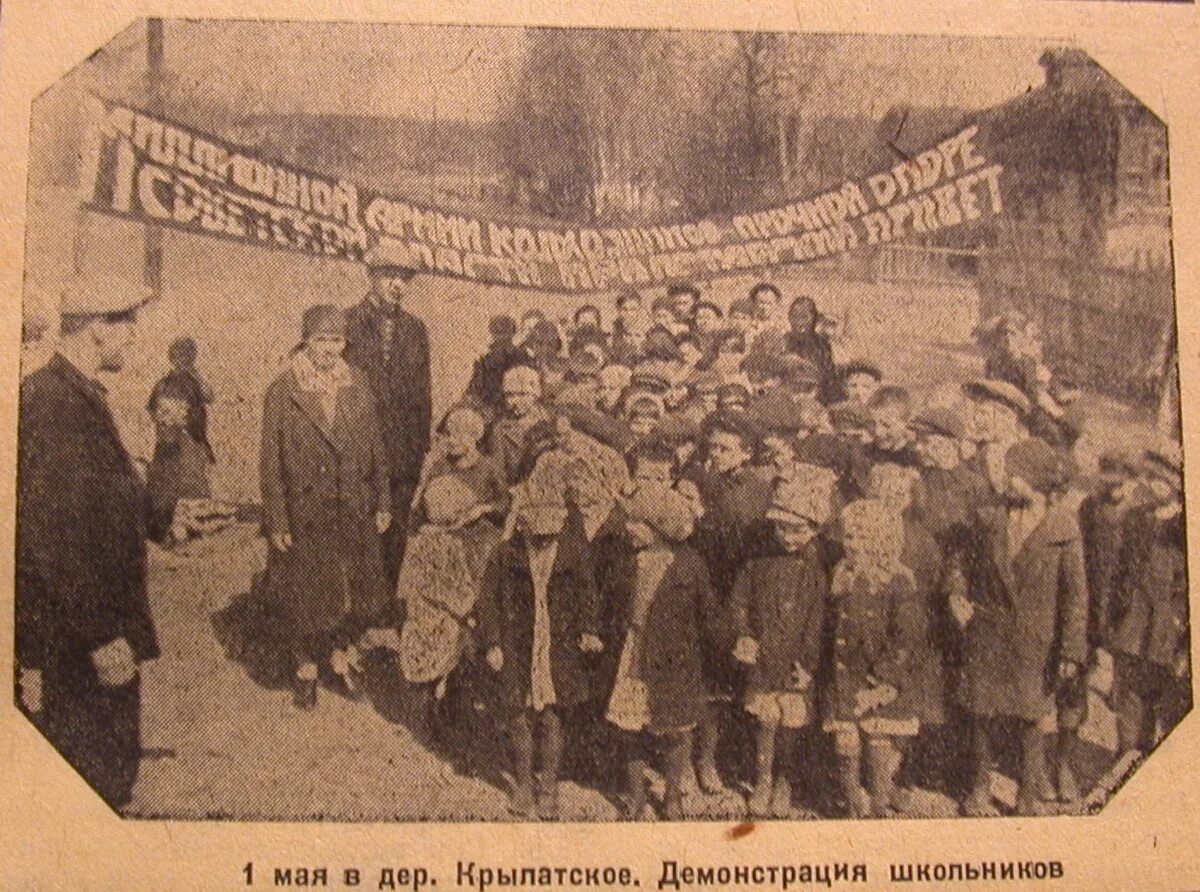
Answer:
[{"left": 80, "top": 21, "right": 1053, "bottom": 122}]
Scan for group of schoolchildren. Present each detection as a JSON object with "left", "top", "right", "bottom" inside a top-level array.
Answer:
[{"left": 390, "top": 280, "right": 1187, "bottom": 822}]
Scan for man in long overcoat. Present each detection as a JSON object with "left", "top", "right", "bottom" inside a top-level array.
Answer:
[
  {"left": 344, "top": 242, "right": 433, "bottom": 588},
  {"left": 261, "top": 305, "right": 392, "bottom": 708},
  {"left": 16, "top": 275, "right": 160, "bottom": 809}
]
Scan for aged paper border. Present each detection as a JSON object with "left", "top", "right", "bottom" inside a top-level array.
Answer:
[{"left": 1, "top": 2, "right": 1198, "bottom": 889}]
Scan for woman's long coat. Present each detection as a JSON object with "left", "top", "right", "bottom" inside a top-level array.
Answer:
[
  {"left": 475, "top": 512, "right": 601, "bottom": 717},
  {"left": 954, "top": 500, "right": 1090, "bottom": 721},
  {"left": 259, "top": 363, "right": 392, "bottom": 636}
]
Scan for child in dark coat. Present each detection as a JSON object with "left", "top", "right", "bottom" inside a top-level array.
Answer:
[
  {"left": 477, "top": 485, "right": 603, "bottom": 819},
  {"left": 602, "top": 468, "right": 715, "bottom": 820},
  {"left": 731, "top": 467, "right": 838, "bottom": 817},
  {"left": 824, "top": 498, "right": 924, "bottom": 817},
  {"left": 1109, "top": 442, "right": 1188, "bottom": 758}
]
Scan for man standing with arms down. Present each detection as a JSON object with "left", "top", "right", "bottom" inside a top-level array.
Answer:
[
  {"left": 16, "top": 275, "right": 160, "bottom": 809},
  {"left": 345, "top": 241, "right": 433, "bottom": 591}
]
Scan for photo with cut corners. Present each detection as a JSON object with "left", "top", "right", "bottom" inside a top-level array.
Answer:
[{"left": 15, "top": 20, "right": 1188, "bottom": 822}]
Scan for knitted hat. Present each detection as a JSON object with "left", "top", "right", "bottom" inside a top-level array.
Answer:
[
  {"left": 502, "top": 364, "right": 542, "bottom": 395},
  {"left": 624, "top": 481, "right": 695, "bottom": 542},
  {"left": 766, "top": 465, "right": 837, "bottom": 525}
]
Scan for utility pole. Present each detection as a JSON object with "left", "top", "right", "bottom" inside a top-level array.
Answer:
[{"left": 144, "top": 18, "right": 164, "bottom": 299}]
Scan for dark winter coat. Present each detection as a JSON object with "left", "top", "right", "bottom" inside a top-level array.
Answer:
[
  {"left": 1079, "top": 492, "right": 1135, "bottom": 650},
  {"left": 1109, "top": 506, "right": 1188, "bottom": 670},
  {"left": 785, "top": 330, "right": 841, "bottom": 404},
  {"left": 17, "top": 354, "right": 160, "bottom": 669},
  {"left": 901, "top": 512, "right": 948, "bottom": 724},
  {"left": 343, "top": 298, "right": 433, "bottom": 488},
  {"left": 598, "top": 537, "right": 718, "bottom": 732},
  {"left": 16, "top": 354, "right": 160, "bottom": 807},
  {"left": 730, "top": 540, "right": 831, "bottom": 695},
  {"left": 826, "top": 570, "right": 924, "bottom": 723},
  {"left": 954, "top": 499, "right": 1090, "bottom": 720},
  {"left": 690, "top": 465, "right": 773, "bottom": 695},
  {"left": 476, "top": 512, "right": 601, "bottom": 717},
  {"left": 259, "top": 362, "right": 392, "bottom": 636}
]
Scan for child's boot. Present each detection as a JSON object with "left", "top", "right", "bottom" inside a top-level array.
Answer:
[
  {"left": 508, "top": 716, "right": 536, "bottom": 818},
  {"left": 536, "top": 710, "right": 563, "bottom": 820},
  {"left": 748, "top": 723, "right": 776, "bottom": 816},
  {"left": 865, "top": 736, "right": 900, "bottom": 818}
]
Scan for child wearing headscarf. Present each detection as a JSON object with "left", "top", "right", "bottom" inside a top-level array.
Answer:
[
  {"left": 825, "top": 498, "right": 923, "bottom": 817},
  {"left": 731, "top": 466, "right": 838, "bottom": 817},
  {"left": 476, "top": 480, "right": 603, "bottom": 819},
  {"left": 600, "top": 449, "right": 716, "bottom": 820},
  {"left": 397, "top": 405, "right": 507, "bottom": 745}
]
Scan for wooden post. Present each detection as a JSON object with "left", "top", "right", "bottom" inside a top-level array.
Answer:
[{"left": 144, "top": 18, "right": 164, "bottom": 298}]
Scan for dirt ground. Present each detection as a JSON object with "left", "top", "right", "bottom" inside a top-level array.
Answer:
[{"left": 118, "top": 308, "right": 1149, "bottom": 822}]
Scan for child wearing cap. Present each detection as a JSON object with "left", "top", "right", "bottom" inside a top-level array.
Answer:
[
  {"left": 950, "top": 438, "right": 1088, "bottom": 816},
  {"left": 1108, "top": 442, "right": 1188, "bottom": 759},
  {"left": 824, "top": 498, "right": 924, "bottom": 818},
  {"left": 1080, "top": 450, "right": 1145, "bottom": 666},
  {"left": 599, "top": 451, "right": 716, "bottom": 820},
  {"left": 730, "top": 467, "right": 838, "bottom": 817},
  {"left": 840, "top": 360, "right": 883, "bottom": 406},
  {"left": 476, "top": 484, "right": 603, "bottom": 819},
  {"left": 625, "top": 392, "right": 666, "bottom": 440}
]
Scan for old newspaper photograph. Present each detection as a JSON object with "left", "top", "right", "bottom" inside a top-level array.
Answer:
[{"left": 2, "top": 4, "right": 1198, "bottom": 889}]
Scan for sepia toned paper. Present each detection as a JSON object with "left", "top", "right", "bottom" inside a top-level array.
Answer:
[{"left": 1, "top": 1, "right": 1199, "bottom": 889}]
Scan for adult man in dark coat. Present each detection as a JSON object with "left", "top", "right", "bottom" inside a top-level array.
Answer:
[
  {"left": 16, "top": 275, "right": 160, "bottom": 810},
  {"left": 344, "top": 241, "right": 433, "bottom": 589}
]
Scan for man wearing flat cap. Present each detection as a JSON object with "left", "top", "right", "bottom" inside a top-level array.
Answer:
[
  {"left": 345, "top": 240, "right": 433, "bottom": 589},
  {"left": 16, "top": 274, "right": 160, "bottom": 809}
]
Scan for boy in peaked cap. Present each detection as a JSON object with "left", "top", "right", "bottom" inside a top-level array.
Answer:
[
  {"left": 731, "top": 467, "right": 839, "bottom": 816},
  {"left": 477, "top": 485, "right": 603, "bottom": 819},
  {"left": 1108, "top": 440, "right": 1189, "bottom": 760},
  {"left": 840, "top": 359, "right": 884, "bottom": 406}
]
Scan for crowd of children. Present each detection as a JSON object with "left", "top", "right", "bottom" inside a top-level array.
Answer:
[{"left": 341, "top": 280, "right": 1189, "bottom": 820}]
